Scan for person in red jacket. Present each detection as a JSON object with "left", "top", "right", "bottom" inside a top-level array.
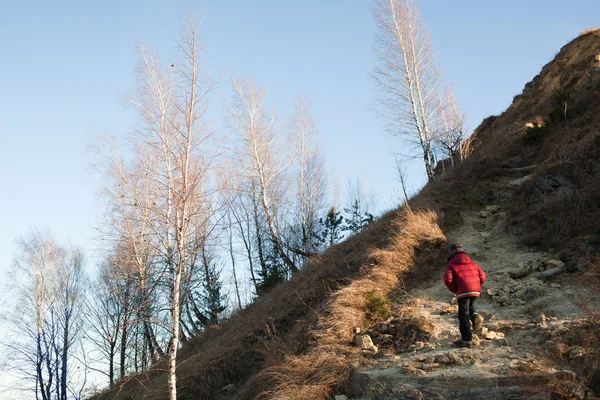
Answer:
[{"left": 444, "top": 243, "right": 486, "bottom": 348}]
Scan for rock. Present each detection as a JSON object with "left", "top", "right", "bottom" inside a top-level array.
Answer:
[
  {"left": 448, "top": 352, "right": 465, "bottom": 365},
  {"left": 481, "top": 327, "right": 489, "bottom": 335},
  {"left": 403, "top": 361, "right": 424, "bottom": 368},
  {"left": 535, "top": 175, "right": 578, "bottom": 198},
  {"left": 441, "top": 305, "right": 457, "bottom": 315},
  {"left": 423, "top": 355, "right": 436, "bottom": 364},
  {"left": 538, "top": 262, "right": 566, "bottom": 278},
  {"left": 550, "top": 283, "right": 562, "bottom": 288},
  {"left": 485, "top": 205, "right": 501, "bottom": 213},
  {"left": 354, "top": 327, "right": 361, "bottom": 334},
  {"left": 435, "top": 354, "right": 451, "bottom": 364},
  {"left": 569, "top": 346, "right": 584, "bottom": 360},
  {"left": 487, "top": 288, "right": 498, "bottom": 296},
  {"left": 508, "top": 175, "right": 533, "bottom": 186},
  {"left": 355, "top": 334, "right": 378, "bottom": 353},
  {"left": 555, "top": 370, "right": 577, "bottom": 381},
  {"left": 495, "top": 332, "right": 505, "bottom": 339},
  {"left": 547, "top": 259, "right": 566, "bottom": 269},
  {"left": 576, "top": 264, "right": 590, "bottom": 272},
  {"left": 485, "top": 331, "right": 498, "bottom": 340},
  {"left": 565, "top": 262, "right": 579, "bottom": 272},
  {"left": 401, "top": 366, "right": 418, "bottom": 374},
  {"left": 558, "top": 250, "right": 572, "bottom": 262},
  {"left": 374, "top": 334, "right": 395, "bottom": 346},
  {"left": 514, "top": 287, "right": 538, "bottom": 301},
  {"left": 517, "top": 361, "right": 536, "bottom": 372},
  {"left": 480, "top": 231, "right": 491, "bottom": 239},
  {"left": 496, "top": 296, "right": 514, "bottom": 305},
  {"left": 416, "top": 368, "right": 427, "bottom": 376},
  {"left": 335, "top": 395, "right": 349, "bottom": 400},
  {"left": 222, "top": 384, "right": 236, "bottom": 393},
  {"left": 510, "top": 268, "right": 530, "bottom": 279}
]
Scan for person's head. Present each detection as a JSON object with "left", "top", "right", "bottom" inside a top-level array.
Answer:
[{"left": 449, "top": 243, "right": 464, "bottom": 253}]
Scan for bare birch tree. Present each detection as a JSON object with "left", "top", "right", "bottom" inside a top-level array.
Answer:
[
  {"left": 229, "top": 77, "right": 298, "bottom": 278},
  {"left": 289, "top": 96, "right": 327, "bottom": 259},
  {"left": 437, "top": 85, "right": 467, "bottom": 165},
  {"left": 372, "top": 0, "right": 441, "bottom": 181},
  {"left": 1, "top": 230, "right": 86, "bottom": 400},
  {"left": 94, "top": 11, "right": 221, "bottom": 400}
]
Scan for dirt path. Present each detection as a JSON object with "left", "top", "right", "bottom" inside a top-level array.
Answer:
[{"left": 346, "top": 198, "right": 593, "bottom": 399}]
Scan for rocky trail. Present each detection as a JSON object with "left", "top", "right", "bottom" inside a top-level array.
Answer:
[{"left": 343, "top": 169, "right": 597, "bottom": 400}]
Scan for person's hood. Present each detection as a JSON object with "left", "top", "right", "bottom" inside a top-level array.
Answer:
[{"left": 448, "top": 252, "right": 471, "bottom": 264}]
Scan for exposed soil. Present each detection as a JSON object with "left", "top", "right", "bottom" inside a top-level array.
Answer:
[{"left": 346, "top": 169, "right": 599, "bottom": 400}]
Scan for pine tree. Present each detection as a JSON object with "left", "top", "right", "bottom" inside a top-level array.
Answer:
[
  {"left": 343, "top": 199, "right": 374, "bottom": 234},
  {"left": 318, "top": 206, "right": 344, "bottom": 247},
  {"left": 255, "top": 240, "right": 286, "bottom": 294}
]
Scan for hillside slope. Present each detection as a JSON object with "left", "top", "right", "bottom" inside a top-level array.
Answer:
[{"left": 92, "top": 30, "right": 600, "bottom": 400}]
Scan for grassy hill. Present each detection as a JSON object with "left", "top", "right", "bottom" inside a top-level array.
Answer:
[{"left": 92, "top": 29, "right": 600, "bottom": 400}]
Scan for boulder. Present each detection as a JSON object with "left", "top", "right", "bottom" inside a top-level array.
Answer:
[
  {"left": 355, "top": 334, "right": 378, "bottom": 353},
  {"left": 335, "top": 395, "right": 349, "bottom": 400}
]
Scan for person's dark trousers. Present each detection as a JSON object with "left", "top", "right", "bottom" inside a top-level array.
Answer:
[{"left": 457, "top": 297, "right": 477, "bottom": 342}]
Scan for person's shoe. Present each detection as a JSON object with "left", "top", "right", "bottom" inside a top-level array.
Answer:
[
  {"left": 472, "top": 313, "right": 484, "bottom": 332},
  {"left": 453, "top": 339, "right": 474, "bottom": 348}
]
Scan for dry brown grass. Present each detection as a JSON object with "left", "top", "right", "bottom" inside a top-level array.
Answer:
[
  {"left": 237, "top": 210, "right": 445, "bottom": 399},
  {"left": 580, "top": 27, "right": 600, "bottom": 36},
  {"left": 91, "top": 209, "right": 428, "bottom": 400}
]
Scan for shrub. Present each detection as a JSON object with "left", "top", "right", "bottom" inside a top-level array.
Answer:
[
  {"left": 522, "top": 116, "right": 548, "bottom": 145},
  {"left": 549, "top": 90, "right": 586, "bottom": 123},
  {"left": 364, "top": 290, "right": 390, "bottom": 321}
]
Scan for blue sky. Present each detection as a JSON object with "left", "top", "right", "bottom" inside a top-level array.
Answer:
[{"left": 1, "top": 0, "right": 599, "bottom": 283}]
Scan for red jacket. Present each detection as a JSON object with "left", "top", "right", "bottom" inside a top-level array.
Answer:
[{"left": 444, "top": 252, "right": 486, "bottom": 299}]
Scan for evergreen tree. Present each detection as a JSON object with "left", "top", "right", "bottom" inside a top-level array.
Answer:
[
  {"left": 318, "top": 206, "right": 344, "bottom": 247},
  {"left": 255, "top": 240, "right": 286, "bottom": 294},
  {"left": 343, "top": 199, "right": 374, "bottom": 234},
  {"left": 199, "top": 255, "right": 227, "bottom": 325}
]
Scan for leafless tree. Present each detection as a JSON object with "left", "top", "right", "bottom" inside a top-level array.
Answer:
[
  {"left": 229, "top": 77, "right": 298, "bottom": 276},
  {"left": 436, "top": 85, "right": 467, "bottom": 166},
  {"left": 93, "top": 10, "right": 222, "bottom": 399},
  {"left": 394, "top": 155, "right": 411, "bottom": 204},
  {"left": 1, "top": 230, "right": 86, "bottom": 400},
  {"left": 289, "top": 96, "right": 327, "bottom": 259},
  {"left": 372, "top": 0, "right": 441, "bottom": 181}
]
